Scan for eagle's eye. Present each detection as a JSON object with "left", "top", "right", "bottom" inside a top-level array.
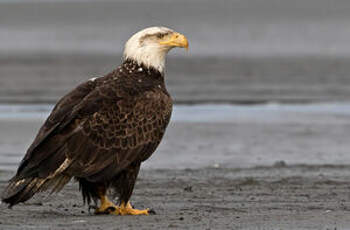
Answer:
[{"left": 156, "top": 33, "right": 165, "bottom": 39}]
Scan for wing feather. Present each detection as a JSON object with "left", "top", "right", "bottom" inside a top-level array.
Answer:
[
  {"left": 16, "top": 80, "right": 98, "bottom": 176},
  {"left": 14, "top": 77, "right": 172, "bottom": 185}
]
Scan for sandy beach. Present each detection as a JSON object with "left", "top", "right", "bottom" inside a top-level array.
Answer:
[
  {"left": 1, "top": 165, "right": 350, "bottom": 229},
  {"left": 1, "top": 104, "right": 350, "bottom": 229}
]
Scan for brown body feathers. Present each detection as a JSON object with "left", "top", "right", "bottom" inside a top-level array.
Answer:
[{"left": 1, "top": 59, "right": 172, "bottom": 207}]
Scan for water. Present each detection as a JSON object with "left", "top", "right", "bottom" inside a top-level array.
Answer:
[
  {"left": 1, "top": 0, "right": 350, "bottom": 57},
  {"left": 1, "top": 102, "right": 350, "bottom": 122},
  {"left": 1, "top": 103, "right": 350, "bottom": 171}
]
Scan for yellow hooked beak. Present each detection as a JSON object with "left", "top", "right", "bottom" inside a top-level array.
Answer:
[{"left": 159, "top": 32, "right": 189, "bottom": 50}]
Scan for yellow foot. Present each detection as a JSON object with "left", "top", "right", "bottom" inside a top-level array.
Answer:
[
  {"left": 111, "top": 202, "right": 150, "bottom": 216},
  {"left": 94, "top": 196, "right": 119, "bottom": 214}
]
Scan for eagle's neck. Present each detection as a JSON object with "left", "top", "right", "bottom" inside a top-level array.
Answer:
[{"left": 121, "top": 59, "right": 164, "bottom": 81}]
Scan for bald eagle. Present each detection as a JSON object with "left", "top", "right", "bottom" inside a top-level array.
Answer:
[{"left": 1, "top": 27, "right": 188, "bottom": 215}]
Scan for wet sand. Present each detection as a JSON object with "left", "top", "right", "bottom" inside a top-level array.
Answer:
[
  {"left": 2, "top": 103, "right": 350, "bottom": 170},
  {"left": 1, "top": 165, "right": 350, "bottom": 229},
  {"left": 1, "top": 106, "right": 350, "bottom": 229}
]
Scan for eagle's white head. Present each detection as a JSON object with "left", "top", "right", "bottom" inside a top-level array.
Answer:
[{"left": 123, "top": 27, "right": 188, "bottom": 73}]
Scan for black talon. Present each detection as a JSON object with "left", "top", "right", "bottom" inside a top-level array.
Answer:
[
  {"left": 149, "top": 209, "right": 156, "bottom": 215},
  {"left": 93, "top": 206, "right": 117, "bottom": 215},
  {"left": 106, "top": 206, "right": 116, "bottom": 213}
]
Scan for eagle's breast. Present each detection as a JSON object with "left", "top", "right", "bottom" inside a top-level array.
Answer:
[{"left": 80, "top": 60, "right": 173, "bottom": 164}]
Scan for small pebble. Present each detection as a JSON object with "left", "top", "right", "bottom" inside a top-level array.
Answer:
[
  {"left": 273, "top": 160, "right": 287, "bottom": 167},
  {"left": 184, "top": 186, "right": 193, "bottom": 192}
]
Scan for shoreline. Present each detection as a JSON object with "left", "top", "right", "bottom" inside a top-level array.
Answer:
[{"left": 1, "top": 103, "right": 350, "bottom": 171}]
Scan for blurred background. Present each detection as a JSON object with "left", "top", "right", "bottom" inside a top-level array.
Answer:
[
  {"left": 1, "top": 0, "right": 350, "bottom": 170},
  {"left": 2, "top": 0, "right": 350, "bottom": 103}
]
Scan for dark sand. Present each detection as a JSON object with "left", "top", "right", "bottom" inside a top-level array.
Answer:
[
  {"left": 1, "top": 108, "right": 350, "bottom": 229},
  {"left": 1, "top": 165, "right": 350, "bottom": 230}
]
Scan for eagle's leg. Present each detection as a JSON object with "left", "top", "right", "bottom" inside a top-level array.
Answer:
[
  {"left": 94, "top": 185, "right": 119, "bottom": 214},
  {"left": 110, "top": 162, "right": 149, "bottom": 215}
]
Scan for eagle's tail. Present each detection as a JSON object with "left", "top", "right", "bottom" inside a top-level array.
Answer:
[
  {"left": 1, "top": 175, "right": 71, "bottom": 208},
  {"left": 1, "top": 177, "right": 41, "bottom": 207}
]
